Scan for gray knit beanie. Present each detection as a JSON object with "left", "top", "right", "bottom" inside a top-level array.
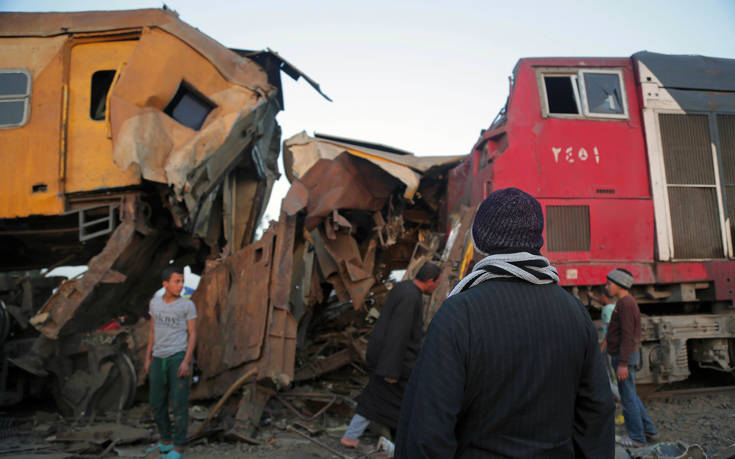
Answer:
[
  {"left": 471, "top": 187, "right": 544, "bottom": 255},
  {"left": 607, "top": 268, "right": 633, "bottom": 289}
]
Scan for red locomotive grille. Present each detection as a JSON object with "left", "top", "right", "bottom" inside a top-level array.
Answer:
[{"left": 546, "top": 205, "right": 590, "bottom": 252}]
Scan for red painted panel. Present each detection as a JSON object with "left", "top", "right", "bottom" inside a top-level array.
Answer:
[
  {"left": 478, "top": 58, "right": 650, "bottom": 202},
  {"left": 655, "top": 263, "right": 709, "bottom": 283},
  {"left": 538, "top": 198, "right": 654, "bottom": 264},
  {"left": 555, "top": 263, "right": 655, "bottom": 286},
  {"left": 703, "top": 262, "right": 735, "bottom": 301}
]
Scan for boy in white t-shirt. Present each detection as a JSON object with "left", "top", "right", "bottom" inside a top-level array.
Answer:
[{"left": 143, "top": 266, "right": 198, "bottom": 459}]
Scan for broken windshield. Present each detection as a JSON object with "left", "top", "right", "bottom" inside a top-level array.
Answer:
[{"left": 583, "top": 72, "right": 624, "bottom": 115}]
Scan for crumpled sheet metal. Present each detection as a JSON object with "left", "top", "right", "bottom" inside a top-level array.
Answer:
[
  {"left": 283, "top": 132, "right": 464, "bottom": 200},
  {"left": 312, "top": 229, "right": 377, "bottom": 310},
  {"left": 107, "top": 26, "right": 281, "bottom": 243},
  {"left": 29, "top": 196, "right": 137, "bottom": 339},
  {"left": 29, "top": 196, "right": 181, "bottom": 339},
  {"left": 110, "top": 27, "right": 273, "bottom": 190},
  {"left": 283, "top": 152, "right": 399, "bottom": 230},
  {"left": 191, "top": 212, "right": 298, "bottom": 400}
]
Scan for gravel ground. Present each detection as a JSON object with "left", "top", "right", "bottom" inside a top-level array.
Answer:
[
  {"left": 5, "top": 388, "right": 735, "bottom": 458},
  {"left": 641, "top": 392, "right": 735, "bottom": 456}
]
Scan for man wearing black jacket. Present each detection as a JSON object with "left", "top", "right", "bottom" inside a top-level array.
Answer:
[
  {"left": 341, "top": 262, "right": 440, "bottom": 448},
  {"left": 396, "top": 188, "right": 615, "bottom": 458}
]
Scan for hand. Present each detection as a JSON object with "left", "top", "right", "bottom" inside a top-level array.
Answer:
[
  {"left": 178, "top": 359, "right": 191, "bottom": 378},
  {"left": 617, "top": 365, "right": 629, "bottom": 381},
  {"left": 384, "top": 377, "right": 398, "bottom": 384},
  {"left": 143, "top": 358, "right": 151, "bottom": 379}
]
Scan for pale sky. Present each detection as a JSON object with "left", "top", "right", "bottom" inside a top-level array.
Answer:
[{"left": 4, "top": 0, "right": 735, "bottom": 223}]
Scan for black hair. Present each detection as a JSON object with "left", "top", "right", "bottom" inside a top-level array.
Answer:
[
  {"left": 415, "top": 262, "right": 441, "bottom": 282},
  {"left": 162, "top": 265, "right": 184, "bottom": 282}
]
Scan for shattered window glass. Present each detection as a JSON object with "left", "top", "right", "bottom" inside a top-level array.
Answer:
[
  {"left": 544, "top": 76, "right": 580, "bottom": 115},
  {"left": 90, "top": 70, "right": 116, "bottom": 121},
  {"left": 0, "top": 70, "right": 31, "bottom": 127},
  {"left": 164, "top": 82, "right": 216, "bottom": 131},
  {"left": 583, "top": 72, "right": 624, "bottom": 115},
  {"left": 479, "top": 140, "right": 490, "bottom": 169}
]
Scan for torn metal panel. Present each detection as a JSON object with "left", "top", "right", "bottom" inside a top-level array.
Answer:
[
  {"left": 29, "top": 196, "right": 140, "bottom": 339},
  {"left": 425, "top": 206, "right": 476, "bottom": 324},
  {"left": 284, "top": 132, "right": 463, "bottom": 200},
  {"left": 322, "top": 233, "right": 377, "bottom": 310},
  {"left": 106, "top": 25, "right": 282, "bottom": 246},
  {"left": 195, "top": 232, "right": 274, "bottom": 377},
  {"left": 284, "top": 153, "right": 399, "bottom": 230},
  {"left": 231, "top": 48, "right": 333, "bottom": 105},
  {"left": 191, "top": 212, "right": 297, "bottom": 400}
]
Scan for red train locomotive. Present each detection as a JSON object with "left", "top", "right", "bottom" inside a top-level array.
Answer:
[{"left": 447, "top": 52, "right": 735, "bottom": 384}]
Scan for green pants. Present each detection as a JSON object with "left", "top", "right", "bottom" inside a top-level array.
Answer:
[{"left": 149, "top": 352, "right": 190, "bottom": 447}]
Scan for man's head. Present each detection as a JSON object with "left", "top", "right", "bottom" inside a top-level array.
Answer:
[
  {"left": 162, "top": 265, "right": 184, "bottom": 298},
  {"left": 471, "top": 187, "right": 544, "bottom": 255},
  {"left": 605, "top": 268, "right": 633, "bottom": 298},
  {"left": 414, "top": 262, "right": 441, "bottom": 294}
]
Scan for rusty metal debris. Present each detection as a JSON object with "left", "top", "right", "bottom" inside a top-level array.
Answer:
[
  {"left": 1, "top": 8, "right": 463, "bottom": 423},
  {"left": 182, "top": 132, "right": 461, "bottom": 430},
  {"left": 0, "top": 8, "right": 326, "bottom": 415}
]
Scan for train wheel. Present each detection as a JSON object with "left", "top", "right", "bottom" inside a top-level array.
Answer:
[
  {"left": 87, "top": 354, "right": 138, "bottom": 414},
  {"left": 53, "top": 351, "right": 138, "bottom": 417}
]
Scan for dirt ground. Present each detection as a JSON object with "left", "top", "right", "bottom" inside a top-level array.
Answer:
[
  {"left": 641, "top": 392, "right": 735, "bottom": 456},
  {"left": 3, "top": 386, "right": 734, "bottom": 458}
]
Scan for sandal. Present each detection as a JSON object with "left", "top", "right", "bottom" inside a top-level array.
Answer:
[
  {"left": 616, "top": 435, "right": 645, "bottom": 448},
  {"left": 145, "top": 443, "right": 174, "bottom": 455},
  {"left": 164, "top": 451, "right": 184, "bottom": 459}
]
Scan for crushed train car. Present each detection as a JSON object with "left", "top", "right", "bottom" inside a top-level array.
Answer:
[
  {"left": 0, "top": 8, "right": 325, "bottom": 415},
  {"left": 189, "top": 133, "right": 462, "bottom": 422}
]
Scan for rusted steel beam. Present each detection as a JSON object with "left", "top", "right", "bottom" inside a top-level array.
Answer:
[{"left": 293, "top": 348, "right": 357, "bottom": 382}]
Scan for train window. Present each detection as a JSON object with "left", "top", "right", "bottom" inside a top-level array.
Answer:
[
  {"left": 90, "top": 70, "right": 116, "bottom": 121},
  {"left": 0, "top": 69, "right": 31, "bottom": 128},
  {"left": 579, "top": 70, "right": 627, "bottom": 118},
  {"left": 479, "top": 140, "right": 490, "bottom": 169},
  {"left": 164, "top": 81, "right": 216, "bottom": 131},
  {"left": 543, "top": 75, "right": 581, "bottom": 115}
]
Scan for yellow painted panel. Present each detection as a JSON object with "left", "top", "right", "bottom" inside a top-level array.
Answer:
[
  {"left": 66, "top": 40, "right": 141, "bottom": 193},
  {"left": 0, "top": 36, "right": 66, "bottom": 218}
]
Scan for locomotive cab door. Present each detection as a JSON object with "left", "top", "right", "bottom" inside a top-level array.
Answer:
[{"left": 64, "top": 38, "right": 139, "bottom": 195}]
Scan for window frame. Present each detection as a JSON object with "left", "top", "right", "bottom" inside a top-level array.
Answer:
[
  {"left": 163, "top": 80, "right": 217, "bottom": 131},
  {"left": 537, "top": 67, "right": 629, "bottom": 121},
  {"left": 578, "top": 68, "right": 629, "bottom": 119},
  {"left": 0, "top": 68, "right": 32, "bottom": 128},
  {"left": 89, "top": 69, "right": 117, "bottom": 122}
]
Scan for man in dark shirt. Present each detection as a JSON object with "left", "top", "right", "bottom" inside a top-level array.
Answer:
[
  {"left": 396, "top": 188, "right": 615, "bottom": 458},
  {"left": 604, "top": 268, "right": 658, "bottom": 448},
  {"left": 340, "top": 262, "right": 440, "bottom": 448}
]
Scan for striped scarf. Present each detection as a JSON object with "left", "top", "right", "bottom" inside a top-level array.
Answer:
[{"left": 448, "top": 252, "right": 559, "bottom": 298}]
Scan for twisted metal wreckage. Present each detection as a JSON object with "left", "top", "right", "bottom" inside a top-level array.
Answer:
[
  {"left": 16, "top": 132, "right": 465, "bottom": 423},
  {"left": 1, "top": 8, "right": 467, "bottom": 422},
  {"left": 0, "top": 9, "right": 472, "bottom": 426}
]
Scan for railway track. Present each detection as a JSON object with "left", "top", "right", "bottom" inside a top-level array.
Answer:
[{"left": 640, "top": 384, "right": 735, "bottom": 400}]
